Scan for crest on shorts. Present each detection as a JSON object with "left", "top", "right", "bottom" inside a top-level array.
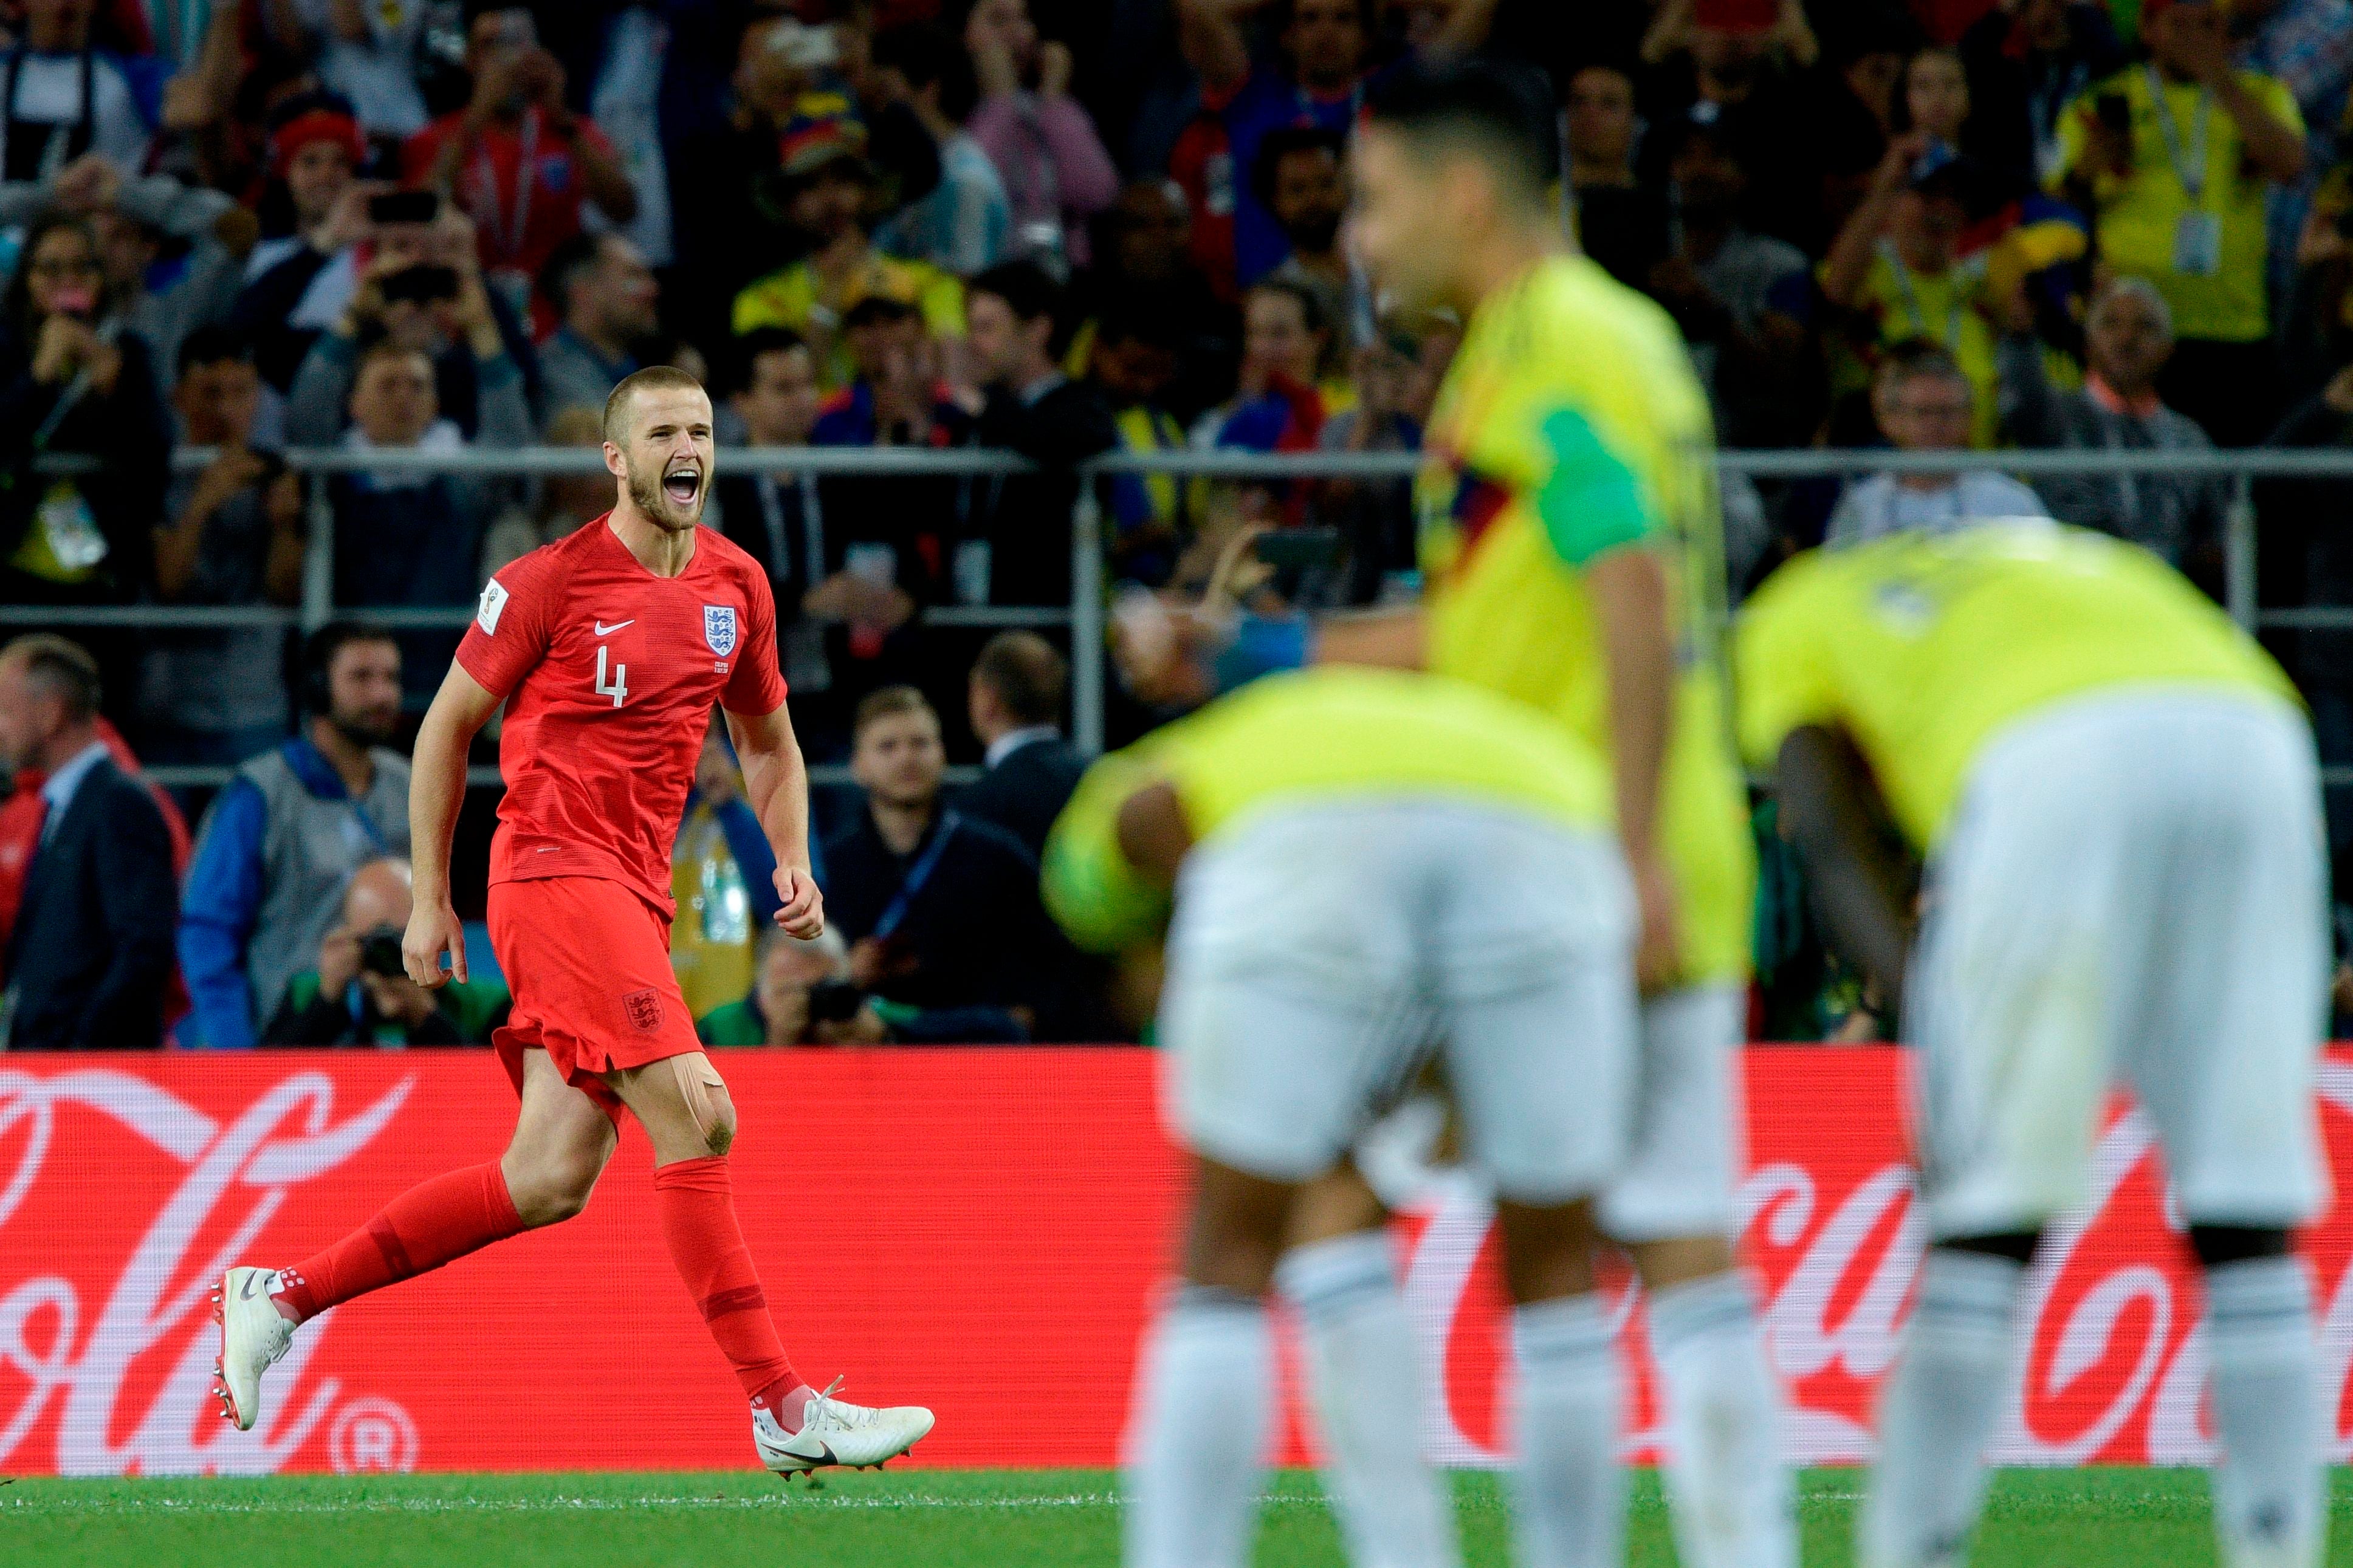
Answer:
[
  {"left": 623, "top": 988, "right": 663, "bottom": 1033},
  {"left": 703, "top": 604, "right": 738, "bottom": 658}
]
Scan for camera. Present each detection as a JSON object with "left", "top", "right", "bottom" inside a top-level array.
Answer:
[
  {"left": 379, "top": 264, "right": 459, "bottom": 306},
  {"left": 806, "top": 979, "right": 867, "bottom": 1024},
  {"left": 358, "top": 926, "right": 408, "bottom": 979}
]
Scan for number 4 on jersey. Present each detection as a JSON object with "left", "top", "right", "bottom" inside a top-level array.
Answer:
[{"left": 594, "top": 645, "right": 630, "bottom": 708}]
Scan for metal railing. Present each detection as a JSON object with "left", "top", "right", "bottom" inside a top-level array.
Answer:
[{"left": 10, "top": 442, "right": 2353, "bottom": 788}]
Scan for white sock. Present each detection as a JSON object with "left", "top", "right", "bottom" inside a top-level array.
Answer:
[
  {"left": 1277, "top": 1232, "right": 1462, "bottom": 1568},
  {"left": 1124, "top": 1286, "right": 1273, "bottom": 1568},
  {"left": 1646, "top": 1272, "right": 1796, "bottom": 1568},
  {"left": 1858, "top": 1248, "right": 2024, "bottom": 1568},
  {"left": 1510, "top": 1292, "right": 1622, "bottom": 1568},
  {"left": 2206, "top": 1257, "right": 2327, "bottom": 1568}
]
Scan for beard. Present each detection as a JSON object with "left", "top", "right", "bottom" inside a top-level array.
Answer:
[
  {"left": 626, "top": 460, "right": 704, "bottom": 533},
  {"left": 331, "top": 707, "right": 398, "bottom": 750}
]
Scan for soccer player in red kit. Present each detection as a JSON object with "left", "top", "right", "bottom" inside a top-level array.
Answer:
[{"left": 212, "top": 366, "right": 933, "bottom": 1477}]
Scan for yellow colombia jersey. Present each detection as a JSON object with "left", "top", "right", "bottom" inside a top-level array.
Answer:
[
  {"left": 1734, "top": 522, "right": 2298, "bottom": 850},
  {"left": 1042, "top": 666, "right": 1614, "bottom": 956},
  {"left": 1417, "top": 252, "right": 1754, "bottom": 982}
]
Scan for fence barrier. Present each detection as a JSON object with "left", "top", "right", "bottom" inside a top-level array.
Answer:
[{"left": 7, "top": 443, "right": 2353, "bottom": 786}]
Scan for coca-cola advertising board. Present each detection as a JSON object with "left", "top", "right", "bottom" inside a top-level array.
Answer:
[{"left": 4, "top": 1047, "right": 2351, "bottom": 1477}]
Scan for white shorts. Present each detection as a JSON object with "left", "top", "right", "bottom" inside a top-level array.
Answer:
[
  {"left": 1159, "top": 799, "right": 1638, "bottom": 1204},
  {"left": 1908, "top": 688, "right": 2331, "bottom": 1240},
  {"left": 1598, "top": 984, "right": 1747, "bottom": 1242}
]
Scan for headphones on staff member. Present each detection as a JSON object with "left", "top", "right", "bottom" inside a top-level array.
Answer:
[{"left": 301, "top": 620, "right": 386, "bottom": 716}]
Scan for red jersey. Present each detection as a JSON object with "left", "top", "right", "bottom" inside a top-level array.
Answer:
[
  {"left": 401, "top": 106, "right": 618, "bottom": 282},
  {"left": 455, "top": 517, "right": 786, "bottom": 917}
]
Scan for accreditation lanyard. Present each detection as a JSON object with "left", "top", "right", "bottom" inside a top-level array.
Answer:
[
  {"left": 1881, "top": 240, "right": 1963, "bottom": 353},
  {"left": 474, "top": 108, "right": 539, "bottom": 264},
  {"left": 2143, "top": 64, "right": 2211, "bottom": 206}
]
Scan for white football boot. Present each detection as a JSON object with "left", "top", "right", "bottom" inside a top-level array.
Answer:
[
  {"left": 211, "top": 1267, "right": 297, "bottom": 1431},
  {"left": 753, "top": 1378, "right": 935, "bottom": 1479}
]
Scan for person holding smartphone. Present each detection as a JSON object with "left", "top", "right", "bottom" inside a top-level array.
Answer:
[
  {"left": 0, "top": 211, "right": 169, "bottom": 610},
  {"left": 403, "top": 6, "right": 637, "bottom": 309}
]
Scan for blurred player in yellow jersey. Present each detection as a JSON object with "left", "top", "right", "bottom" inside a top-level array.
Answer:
[
  {"left": 1739, "top": 523, "right": 2328, "bottom": 1568},
  {"left": 1334, "top": 59, "right": 1787, "bottom": 1568},
  {"left": 1046, "top": 666, "right": 1645, "bottom": 1568},
  {"left": 1118, "top": 59, "right": 1785, "bottom": 1567}
]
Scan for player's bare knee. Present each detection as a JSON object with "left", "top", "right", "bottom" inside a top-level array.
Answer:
[
  {"left": 1495, "top": 1196, "right": 1601, "bottom": 1306},
  {"left": 506, "top": 1151, "right": 600, "bottom": 1228}
]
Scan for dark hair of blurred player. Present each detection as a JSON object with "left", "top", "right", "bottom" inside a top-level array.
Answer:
[{"left": 1352, "top": 60, "right": 1559, "bottom": 317}]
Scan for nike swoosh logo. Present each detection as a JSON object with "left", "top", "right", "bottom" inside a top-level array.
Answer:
[
  {"left": 594, "top": 620, "right": 633, "bottom": 635},
  {"left": 239, "top": 1273, "right": 261, "bottom": 1300},
  {"left": 788, "top": 1440, "right": 838, "bottom": 1467}
]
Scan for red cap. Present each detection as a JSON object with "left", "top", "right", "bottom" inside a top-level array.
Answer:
[{"left": 270, "top": 108, "right": 365, "bottom": 177}]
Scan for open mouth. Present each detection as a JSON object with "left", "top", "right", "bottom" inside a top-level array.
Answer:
[{"left": 662, "top": 465, "right": 701, "bottom": 506}]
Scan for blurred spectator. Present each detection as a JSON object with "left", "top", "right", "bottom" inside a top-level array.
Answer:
[
  {"left": 403, "top": 5, "right": 637, "bottom": 310},
  {"left": 1200, "top": 275, "right": 1348, "bottom": 453},
  {"left": 1087, "top": 307, "right": 1192, "bottom": 586},
  {"left": 1568, "top": 63, "right": 1670, "bottom": 289},
  {"left": 2236, "top": 0, "right": 2353, "bottom": 304},
  {"left": 808, "top": 298, "right": 958, "bottom": 711},
  {"left": 0, "top": 707, "right": 188, "bottom": 960},
  {"left": 1311, "top": 315, "right": 1450, "bottom": 603},
  {"left": 179, "top": 620, "right": 411, "bottom": 1050},
  {"left": 325, "top": 331, "right": 529, "bottom": 701},
  {"left": 0, "top": 634, "right": 175, "bottom": 1049},
  {"left": 0, "top": 0, "right": 160, "bottom": 184},
  {"left": 2058, "top": 0, "right": 2306, "bottom": 445},
  {"left": 1177, "top": 0, "right": 1372, "bottom": 288},
  {"left": 1810, "top": 19, "right": 1915, "bottom": 231},
  {"left": 283, "top": 0, "right": 430, "bottom": 146},
  {"left": 1647, "top": 114, "right": 1814, "bottom": 448},
  {"left": 672, "top": 713, "right": 785, "bottom": 1022},
  {"left": 963, "top": 0, "right": 1119, "bottom": 272},
  {"left": 137, "top": 327, "right": 303, "bottom": 768},
  {"left": 1826, "top": 343, "right": 2049, "bottom": 546},
  {"left": 730, "top": 126, "right": 966, "bottom": 390},
  {"left": 534, "top": 232, "right": 656, "bottom": 429},
  {"left": 822, "top": 685, "right": 1050, "bottom": 1039},
  {"left": 956, "top": 258, "right": 1116, "bottom": 606},
  {"left": 958, "top": 629, "right": 1084, "bottom": 858},
  {"left": 696, "top": 925, "right": 874, "bottom": 1046},
  {"left": 0, "top": 211, "right": 171, "bottom": 609},
  {"left": 1071, "top": 177, "right": 1238, "bottom": 423},
  {"left": 92, "top": 184, "right": 249, "bottom": 406},
  {"left": 576, "top": 5, "right": 675, "bottom": 271},
  {"left": 280, "top": 204, "right": 534, "bottom": 447},
  {"left": 1637, "top": 0, "right": 1826, "bottom": 252},
  {"left": 1959, "top": 0, "right": 2126, "bottom": 188},
  {"left": 1256, "top": 123, "right": 1356, "bottom": 347},
  {"left": 871, "top": 21, "right": 1012, "bottom": 276},
  {"left": 2002, "top": 275, "right": 2228, "bottom": 569},
  {"left": 670, "top": 12, "right": 915, "bottom": 350},
  {"left": 1822, "top": 137, "right": 2009, "bottom": 446},
  {"left": 262, "top": 856, "right": 509, "bottom": 1045},
  {"left": 712, "top": 327, "right": 844, "bottom": 724},
  {"left": 230, "top": 92, "right": 369, "bottom": 388},
  {"left": 480, "top": 402, "right": 603, "bottom": 580}
]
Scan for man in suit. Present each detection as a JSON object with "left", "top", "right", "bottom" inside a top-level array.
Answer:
[
  {"left": 0, "top": 636, "right": 176, "bottom": 1049},
  {"left": 960, "top": 631, "right": 1087, "bottom": 860}
]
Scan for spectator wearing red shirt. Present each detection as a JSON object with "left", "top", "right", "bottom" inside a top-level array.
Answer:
[{"left": 402, "top": 6, "right": 636, "bottom": 312}]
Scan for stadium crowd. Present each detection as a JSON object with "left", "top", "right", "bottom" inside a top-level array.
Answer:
[{"left": 4, "top": 0, "right": 2353, "bottom": 1047}]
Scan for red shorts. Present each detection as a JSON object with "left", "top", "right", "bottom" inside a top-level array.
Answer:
[{"left": 487, "top": 875, "right": 701, "bottom": 1123}]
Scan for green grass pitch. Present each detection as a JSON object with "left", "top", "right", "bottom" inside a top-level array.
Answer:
[{"left": 7, "top": 1467, "right": 2349, "bottom": 1566}]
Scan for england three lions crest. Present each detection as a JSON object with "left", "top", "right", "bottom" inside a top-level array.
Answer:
[{"left": 703, "top": 605, "right": 738, "bottom": 657}]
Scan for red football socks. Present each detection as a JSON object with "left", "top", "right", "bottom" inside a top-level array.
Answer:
[
  {"left": 273, "top": 1162, "right": 524, "bottom": 1324},
  {"left": 652, "top": 1155, "right": 813, "bottom": 1431}
]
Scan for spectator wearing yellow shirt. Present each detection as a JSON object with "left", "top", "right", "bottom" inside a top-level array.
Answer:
[
  {"left": 2058, "top": 0, "right": 2306, "bottom": 445},
  {"left": 730, "top": 125, "right": 965, "bottom": 390},
  {"left": 1823, "top": 134, "right": 2011, "bottom": 447}
]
